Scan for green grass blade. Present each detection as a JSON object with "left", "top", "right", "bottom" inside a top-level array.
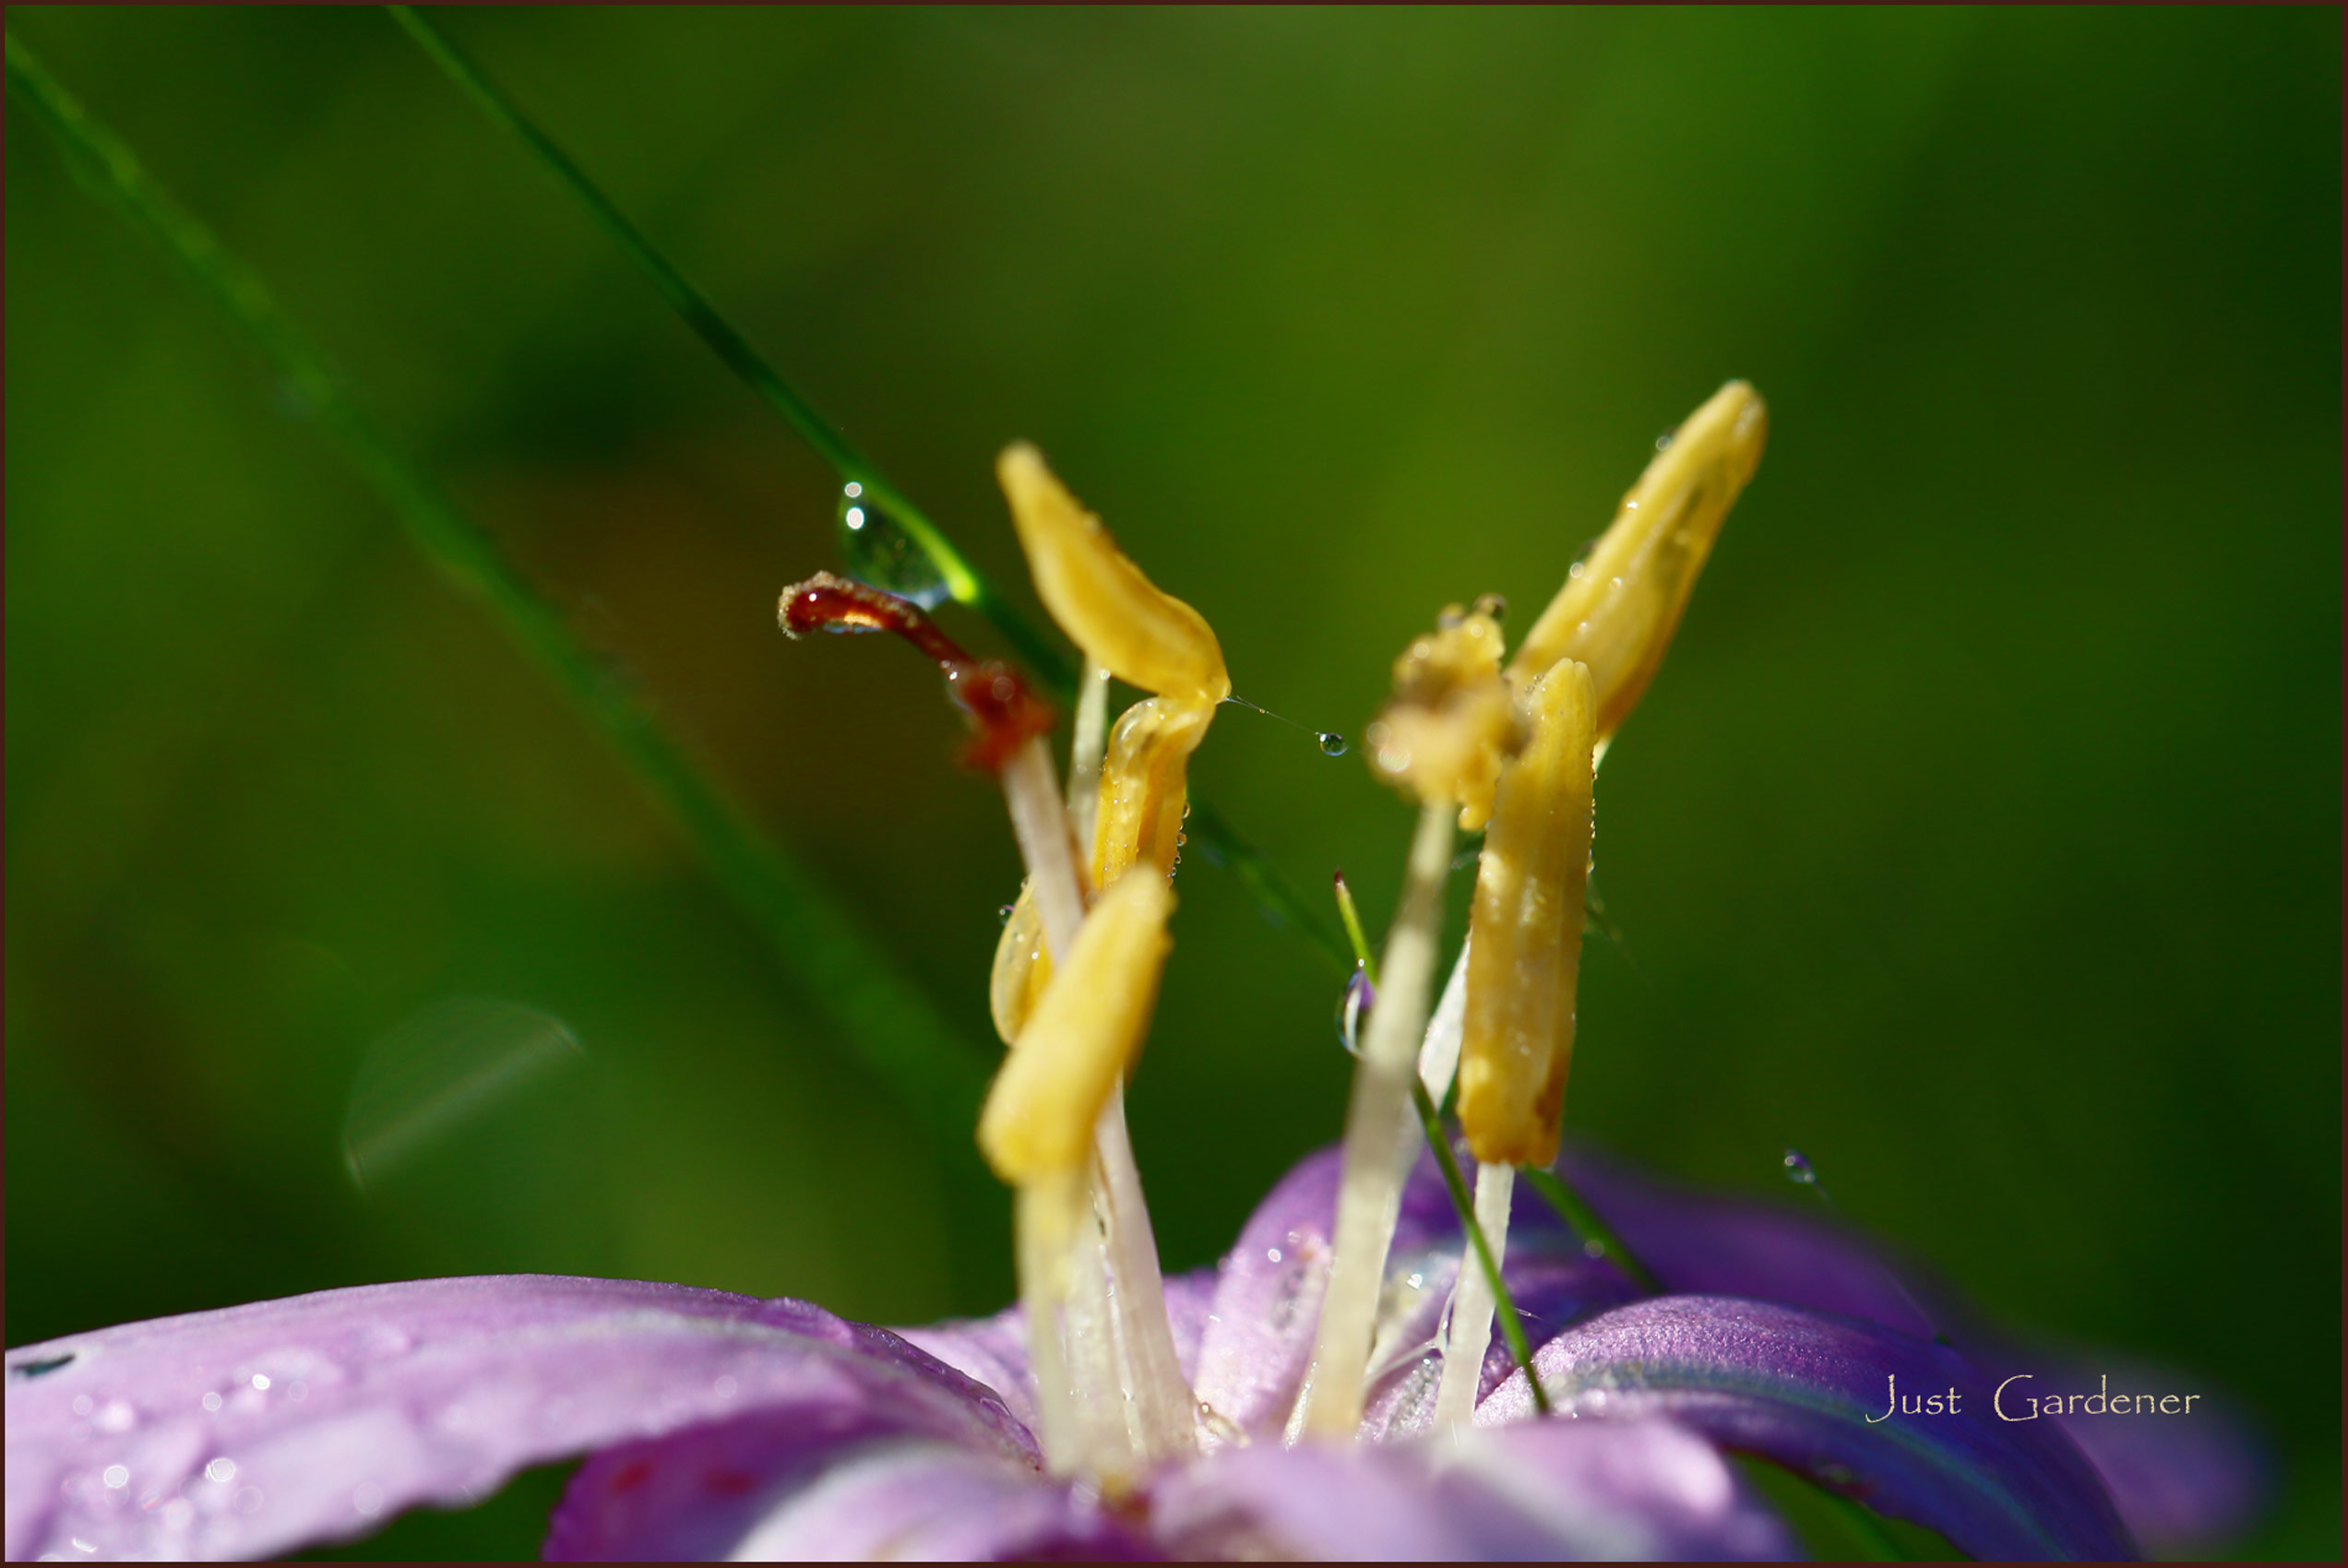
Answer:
[
  {"left": 5, "top": 33, "right": 991, "bottom": 1149},
  {"left": 385, "top": 5, "right": 1068, "bottom": 690}
]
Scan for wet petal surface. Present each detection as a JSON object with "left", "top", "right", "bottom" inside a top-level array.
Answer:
[
  {"left": 1476, "top": 1295, "right": 2138, "bottom": 1561},
  {"left": 3, "top": 1276, "right": 1029, "bottom": 1562},
  {"left": 1148, "top": 1416, "right": 1794, "bottom": 1560}
]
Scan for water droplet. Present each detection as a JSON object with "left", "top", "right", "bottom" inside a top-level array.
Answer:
[
  {"left": 1654, "top": 425, "right": 1678, "bottom": 452},
  {"left": 200, "top": 1392, "right": 221, "bottom": 1413},
  {"left": 996, "top": 903, "right": 1016, "bottom": 926},
  {"left": 205, "top": 1459, "right": 238, "bottom": 1486},
  {"left": 835, "top": 485, "right": 948, "bottom": 609},
  {"left": 1266, "top": 1247, "right": 1283, "bottom": 1264},
  {"left": 1782, "top": 1148, "right": 1817, "bottom": 1185},
  {"left": 101, "top": 1467, "right": 128, "bottom": 1491},
  {"left": 1318, "top": 731, "right": 1348, "bottom": 757}
]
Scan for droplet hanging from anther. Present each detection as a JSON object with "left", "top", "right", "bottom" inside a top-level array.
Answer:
[
  {"left": 1318, "top": 731, "right": 1349, "bottom": 757},
  {"left": 837, "top": 481, "right": 949, "bottom": 609}
]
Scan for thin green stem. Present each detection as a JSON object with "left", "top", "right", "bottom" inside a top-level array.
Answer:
[
  {"left": 6, "top": 33, "right": 990, "bottom": 1149},
  {"left": 386, "top": 5, "right": 1069, "bottom": 691},
  {"left": 1520, "top": 1163, "right": 1663, "bottom": 1294},
  {"left": 1411, "top": 1077, "right": 1550, "bottom": 1416},
  {"left": 1331, "top": 871, "right": 1378, "bottom": 982}
]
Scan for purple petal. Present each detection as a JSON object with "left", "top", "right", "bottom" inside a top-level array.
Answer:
[
  {"left": 4, "top": 1275, "right": 1031, "bottom": 1562},
  {"left": 1191, "top": 1147, "right": 1342, "bottom": 1438},
  {"left": 1476, "top": 1295, "right": 2139, "bottom": 1561},
  {"left": 1978, "top": 1350, "right": 2271, "bottom": 1554},
  {"left": 547, "top": 1426, "right": 1154, "bottom": 1561},
  {"left": 1147, "top": 1416, "right": 1794, "bottom": 1560},
  {"left": 1551, "top": 1146, "right": 2271, "bottom": 1546},
  {"left": 1547, "top": 1146, "right": 1939, "bottom": 1337}
]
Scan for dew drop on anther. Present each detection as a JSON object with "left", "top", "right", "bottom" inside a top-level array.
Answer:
[
  {"left": 836, "top": 482, "right": 948, "bottom": 609},
  {"left": 997, "top": 904, "right": 1016, "bottom": 926},
  {"left": 1782, "top": 1148, "right": 1818, "bottom": 1186},
  {"left": 1318, "top": 731, "right": 1348, "bottom": 757}
]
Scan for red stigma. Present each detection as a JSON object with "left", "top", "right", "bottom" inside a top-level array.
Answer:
[{"left": 779, "top": 571, "right": 1055, "bottom": 771}]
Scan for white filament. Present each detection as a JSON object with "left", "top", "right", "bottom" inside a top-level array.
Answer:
[
  {"left": 1432, "top": 1161, "right": 1515, "bottom": 1428},
  {"left": 1292, "top": 801, "right": 1457, "bottom": 1440},
  {"left": 1067, "top": 659, "right": 1111, "bottom": 853},
  {"left": 997, "top": 732, "right": 1195, "bottom": 1480},
  {"left": 1418, "top": 939, "right": 1470, "bottom": 1104}
]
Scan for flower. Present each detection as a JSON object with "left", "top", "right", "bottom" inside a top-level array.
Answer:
[
  {"left": 2, "top": 1143, "right": 2261, "bottom": 1559},
  {"left": 6, "top": 388, "right": 2264, "bottom": 1561}
]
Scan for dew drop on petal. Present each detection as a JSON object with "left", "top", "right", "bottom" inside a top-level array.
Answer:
[
  {"left": 352, "top": 1482, "right": 385, "bottom": 1518},
  {"left": 836, "top": 485, "right": 948, "bottom": 609},
  {"left": 199, "top": 1393, "right": 221, "bottom": 1413},
  {"left": 101, "top": 1467, "right": 128, "bottom": 1491},
  {"left": 206, "top": 1458, "right": 237, "bottom": 1485}
]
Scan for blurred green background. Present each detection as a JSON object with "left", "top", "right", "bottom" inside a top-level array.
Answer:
[{"left": 7, "top": 6, "right": 2338, "bottom": 1559}]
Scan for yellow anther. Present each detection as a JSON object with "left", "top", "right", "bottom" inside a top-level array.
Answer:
[
  {"left": 988, "top": 881, "right": 1053, "bottom": 1047},
  {"left": 1365, "top": 597, "right": 1520, "bottom": 831},
  {"left": 1509, "top": 381, "right": 1767, "bottom": 742},
  {"left": 997, "top": 444, "right": 1231, "bottom": 707},
  {"left": 989, "top": 693, "right": 1211, "bottom": 1046},
  {"left": 1456, "top": 657, "right": 1595, "bottom": 1168},
  {"left": 1091, "top": 696, "right": 1212, "bottom": 893},
  {"left": 978, "top": 872, "right": 1176, "bottom": 1182}
]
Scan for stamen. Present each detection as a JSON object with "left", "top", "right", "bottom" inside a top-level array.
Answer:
[
  {"left": 1091, "top": 698, "right": 1213, "bottom": 893},
  {"left": 996, "top": 444, "right": 1230, "bottom": 707},
  {"left": 1432, "top": 1162, "right": 1516, "bottom": 1428},
  {"left": 1456, "top": 659, "right": 1595, "bottom": 1169},
  {"left": 979, "top": 872, "right": 1177, "bottom": 1479},
  {"left": 1508, "top": 380, "right": 1767, "bottom": 741},
  {"left": 989, "top": 884, "right": 1049, "bottom": 1046},
  {"left": 1418, "top": 941, "right": 1470, "bottom": 1105},
  {"left": 989, "top": 444, "right": 1223, "bottom": 1475},
  {"left": 1000, "top": 736, "right": 1088, "bottom": 959},
  {"left": 1293, "top": 799, "right": 1458, "bottom": 1440},
  {"left": 1067, "top": 659, "right": 1111, "bottom": 850}
]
